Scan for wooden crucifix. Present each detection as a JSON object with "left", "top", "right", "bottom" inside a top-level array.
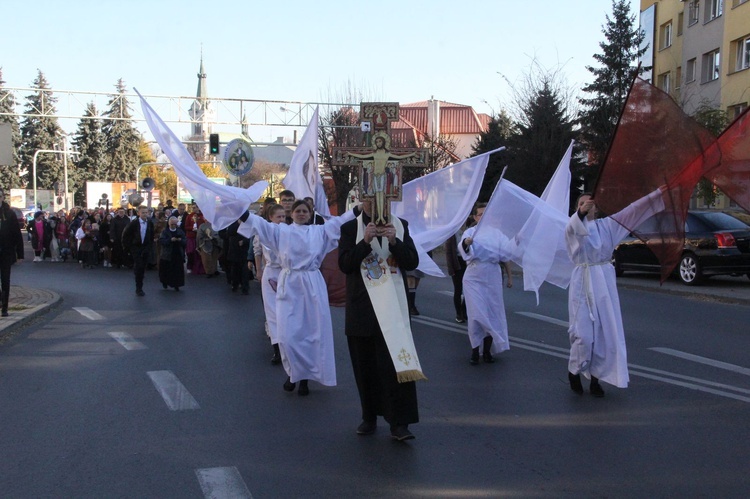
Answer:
[{"left": 332, "top": 102, "right": 428, "bottom": 225}]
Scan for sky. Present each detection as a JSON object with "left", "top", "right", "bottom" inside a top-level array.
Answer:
[{"left": 0, "top": 0, "right": 643, "bottom": 141}]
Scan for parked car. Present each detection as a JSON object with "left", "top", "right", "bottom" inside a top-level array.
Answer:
[{"left": 613, "top": 210, "right": 750, "bottom": 285}]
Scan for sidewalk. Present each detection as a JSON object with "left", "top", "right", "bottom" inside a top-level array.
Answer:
[{"left": 0, "top": 286, "right": 63, "bottom": 337}]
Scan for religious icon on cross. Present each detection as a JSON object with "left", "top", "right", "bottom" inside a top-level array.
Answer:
[{"left": 332, "top": 102, "right": 428, "bottom": 225}]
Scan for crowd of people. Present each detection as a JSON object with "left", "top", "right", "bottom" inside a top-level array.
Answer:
[
  {"left": 2, "top": 181, "right": 667, "bottom": 441},
  {"left": 17, "top": 200, "right": 264, "bottom": 289}
]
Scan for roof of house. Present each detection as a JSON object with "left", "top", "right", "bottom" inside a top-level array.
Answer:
[{"left": 395, "top": 100, "right": 491, "bottom": 135}]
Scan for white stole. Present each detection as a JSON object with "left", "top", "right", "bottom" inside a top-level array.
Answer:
[{"left": 356, "top": 214, "right": 427, "bottom": 383}]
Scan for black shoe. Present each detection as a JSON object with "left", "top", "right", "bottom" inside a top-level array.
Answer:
[
  {"left": 174, "top": 287, "right": 180, "bottom": 292},
  {"left": 409, "top": 307, "right": 420, "bottom": 316},
  {"left": 298, "top": 380, "right": 309, "bottom": 396},
  {"left": 1, "top": 310, "right": 8, "bottom": 317},
  {"left": 356, "top": 420, "right": 377, "bottom": 435},
  {"left": 470, "top": 348, "right": 479, "bottom": 366},
  {"left": 163, "top": 283, "right": 168, "bottom": 289},
  {"left": 271, "top": 344, "right": 281, "bottom": 365},
  {"left": 241, "top": 289, "right": 249, "bottom": 295},
  {"left": 568, "top": 372, "right": 584, "bottom": 395},
  {"left": 590, "top": 378, "right": 605, "bottom": 398},
  {"left": 283, "top": 377, "right": 296, "bottom": 392},
  {"left": 390, "top": 425, "right": 415, "bottom": 441},
  {"left": 482, "top": 336, "right": 494, "bottom": 363},
  {"left": 136, "top": 289, "right": 145, "bottom": 297},
  {"left": 455, "top": 316, "right": 465, "bottom": 323}
]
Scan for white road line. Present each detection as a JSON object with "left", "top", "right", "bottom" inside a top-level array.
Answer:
[
  {"left": 650, "top": 347, "right": 750, "bottom": 377},
  {"left": 413, "top": 315, "right": 467, "bottom": 331},
  {"left": 147, "top": 371, "right": 200, "bottom": 411},
  {"left": 437, "top": 290, "right": 453, "bottom": 297},
  {"left": 107, "top": 332, "right": 147, "bottom": 351},
  {"left": 195, "top": 467, "right": 252, "bottom": 499},
  {"left": 413, "top": 314, "right": 750, "bottom": 403},
  {"left": 73, "top": 307, "right": 104, "bottom": 320},
  {"left": 515, "top": 312, "right": 569, "bottom": 328}
]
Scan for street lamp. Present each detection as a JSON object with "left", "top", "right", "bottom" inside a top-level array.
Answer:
[{"left": 31, "top": 133, "right": 78, "bottom": 211}]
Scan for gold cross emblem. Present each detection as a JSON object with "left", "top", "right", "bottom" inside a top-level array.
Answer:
[{"left": 398, "top": 348, "right": 412, "bottom": 366}]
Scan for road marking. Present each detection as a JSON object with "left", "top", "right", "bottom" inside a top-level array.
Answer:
[
  {"left": 414, "top": 314, "right": 750, "bottom": 403},
  {"left": 108, "top": 332, "right": 147, "bottom": 351},
  {"left": 515, "top": 312, "right": 569, "bottom": 328},
  {"left": 650, "top": 347, "right": 750, "bottom": 377},
  {"left": 73, "top": 307, "right": 104, "bottom": 320},
  {"left": 147, "top": 371, "right": 200, "bottom": 411},
  {"left": 437, "top": 290, "right": 453, "bottom": 297},
  {"left": 195, "top": 467, "right": 252, "bottom": 499}
]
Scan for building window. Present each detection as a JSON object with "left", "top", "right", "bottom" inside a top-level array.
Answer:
[
  {"left": 734, "top": 36, "right": 750, "bottom": 71},
  {"left": 676, "top": 66, "right": 682, "bottom": 89},
  {"left": 660, "top": 22, "right": 673, "bottom": 49},
  {"left": 706, "top": 0, "right": 723, "bottom": 21},
  {"left": 689, "top": 0, "right": 700, "bottom": 25},
  {"left": 702, "top": 49, "right": 721, "bottom": 82},
  {"left": 728, "top": 103, "right": 747, "bottom": 120},
  {"left": 732, "top": 0, "right": 749, "bottom": 7},
  {"left": 677, "top": 13, "right": 684, "bottom": 36},
  {"left": 686, "top": 57, "right": 697, "bottom": 82},
  {"left": 658, "top": 72, "right": 672, "bottom": 94}
]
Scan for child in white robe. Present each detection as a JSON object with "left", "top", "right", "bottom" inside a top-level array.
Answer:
[
  {"left": 254, "top": 204, "right": 286, "bottom": 365},
  {"left": 459, "top": 203, "right": 514, "bottom": 365},
  {"left": 566, "top": 188, "right": 665, "bottom": 396},
  {"left": 242, "top": 200, "right": 355, "bottom": 395}
]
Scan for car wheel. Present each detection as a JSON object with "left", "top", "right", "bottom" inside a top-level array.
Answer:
[{"left": 679, "top": 253, "right": 702, "bottom": 285}]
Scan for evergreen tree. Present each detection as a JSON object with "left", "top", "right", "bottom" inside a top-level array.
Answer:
[
  {"left": 0, "top": 68, "right": 23, "bottom": 187},
  {"left": 18, "top": 70, "right": 64, "bottom": 190},
  {"left": 577, "top": 0, "right": 646, "bottom": 187},
  {"left": 507, "top": 79, "right": 577, "bottom": 198},
  {"left": 102, "top": 79, "right": 141, "bottom": 182},
  {"left": 472, "top": 110, "right": 515, "bottom": 201},
  {"left": 71, "top": 102, "right": 107, "bottom": 202}
]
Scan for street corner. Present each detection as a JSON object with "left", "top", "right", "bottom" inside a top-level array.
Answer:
[{"left": 0, "top": 286, "right": 63, "bottom": 339}]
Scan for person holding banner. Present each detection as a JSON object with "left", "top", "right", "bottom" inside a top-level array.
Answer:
[
  {"left": 459, "top": 203, "right": 514, "bottom": 366},
  {"left": 241, "top": 200, "right": 357, "bottom": 396},
  {"left": 338, "top": 200, "right": 424, "bottom": 442},
  {"left": 566, "top": 189, "right": 665, "bottom": 397}
]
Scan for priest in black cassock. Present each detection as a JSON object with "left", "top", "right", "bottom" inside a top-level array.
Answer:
[
  {"left": 159, "top": 216, "right": 186, "bottom": 291},
  {"left": 338, "top": 200, "right": 422, "bottom": 442}
]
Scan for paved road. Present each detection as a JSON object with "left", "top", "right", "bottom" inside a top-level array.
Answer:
[{"left": 1, "top": 258, "right": 750, "bottom": 497}]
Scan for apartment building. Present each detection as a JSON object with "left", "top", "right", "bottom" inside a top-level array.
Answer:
[{"left": 640, "top": 0, "right": 749, "bottom": 117}]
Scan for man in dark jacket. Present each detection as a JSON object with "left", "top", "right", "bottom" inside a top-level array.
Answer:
[
  {"left": 122, "top": 206, "right": 154, "bottom": 296},
  {"left": 338, "top": 200, "right": 421, "bottom": 441},
  {"left": 110, "top": 208, "right": 131, "bottom": 268},
  {"left": 0, "top": 188, "right": 25, "bottom": 316},
  {"left": 226, "top": 219, "right": 250, "bottom": 294}
]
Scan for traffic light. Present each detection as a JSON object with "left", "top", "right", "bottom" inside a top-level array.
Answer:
[{"left": 209, "top": 133, "right": 220, "bottom": 155}]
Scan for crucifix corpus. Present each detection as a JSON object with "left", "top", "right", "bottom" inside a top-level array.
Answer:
[{"left": 332, "top": 102, "right": 428, "bottom": 225}]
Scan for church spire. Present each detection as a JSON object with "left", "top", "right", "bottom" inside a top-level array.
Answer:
[
  {"left": 190, "top": 48, "right": 213, "bottom": 141},
  {"left": 196, "top": 49, "right": 208, "bottom": 100}
]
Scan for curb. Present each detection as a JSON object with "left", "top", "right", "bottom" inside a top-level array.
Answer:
[{"left": 0, "top": 289, "right": 64, "bottom": 339}]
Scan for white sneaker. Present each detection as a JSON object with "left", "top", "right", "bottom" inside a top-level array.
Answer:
[{"left": 33, "top": 256, "right": 41, "bottom": 262}]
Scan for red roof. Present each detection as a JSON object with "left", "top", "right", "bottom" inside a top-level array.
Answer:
[{"left": 397, "top": 100, "right": 490, "bottom": 135}]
